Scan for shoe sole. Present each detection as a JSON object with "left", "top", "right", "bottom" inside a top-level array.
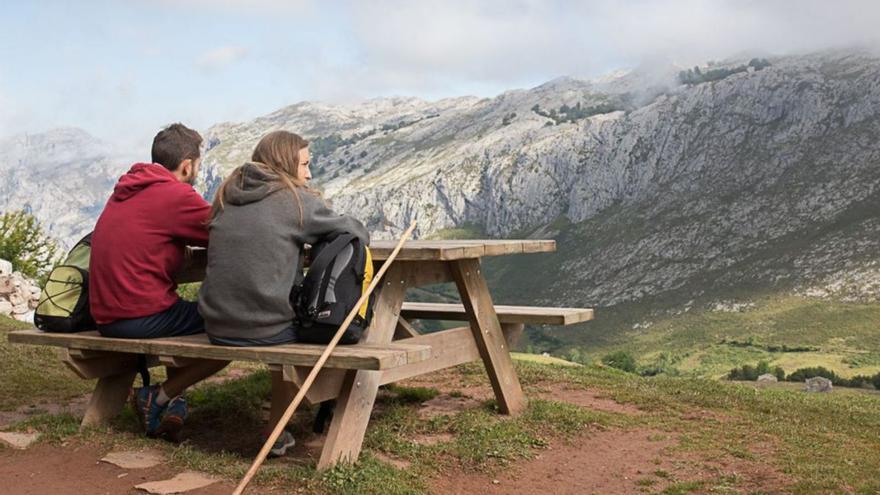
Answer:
[{"left": 268, "top": 437, "right": 296, "bottom": 458}]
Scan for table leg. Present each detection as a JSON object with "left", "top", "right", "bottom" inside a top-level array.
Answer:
[
  {"left": 451, "top": 258, "right": 526, "bottom": 415},
  {"left": 81, "top": 371, "right": 137, "bottom": 428},
  {"left": 317, "top": 264, "right": 408, "bottom": 470}
]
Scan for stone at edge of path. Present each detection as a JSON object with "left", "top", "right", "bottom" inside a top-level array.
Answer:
[
  {"left": 0, "top": 431, "right": 40, "bottom": 449},
  {"left": 100, "top": 450, "right": 165, "bottom": 469},
  {"left": 134, "top": 471, "right": 218, "bottom": 494}
]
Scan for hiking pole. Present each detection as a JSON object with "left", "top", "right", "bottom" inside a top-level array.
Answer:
[{"left": 233, "top": 220, "right": 417, "bottom": 495}]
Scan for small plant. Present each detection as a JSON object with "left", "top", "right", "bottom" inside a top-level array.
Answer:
[
  {"left": 385, "top": 384, "right": 439, "bottom": 403},
  {"left": 601, "top": 350, "right": 637, "bottom": 373},
  {"left": 727, "top": 361, "right": 784, "bottom": 381},
  {"left": 0, "top": 210, "right": 60, "bottom": 280}
]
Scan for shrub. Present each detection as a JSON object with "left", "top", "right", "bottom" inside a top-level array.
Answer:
[
  {"left": 786, "top": 366, "right": 840, "bottom": 384},
  {"left": 601, "top": 351, "right": 637, "bottom": 373},
  {"left": 727, "top": 361, "right": 784, "bottom": 381},
  {"left": 0, "top": 210, "right": 60, "bottom": 279}
]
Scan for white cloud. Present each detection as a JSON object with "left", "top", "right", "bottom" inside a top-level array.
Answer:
[
  {"left": 195, "top": 46, "right": 249, "bottom": 72},
  {"left": 152, "top": 0, "right": 315, "bottom": 13},
  {"left": 337, "top": 0, "right": 880, "bottom": 97}
]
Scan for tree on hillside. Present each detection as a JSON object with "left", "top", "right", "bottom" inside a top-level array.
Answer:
[{"left": 0, "top": 210, "right": 59, "bottom": 279}]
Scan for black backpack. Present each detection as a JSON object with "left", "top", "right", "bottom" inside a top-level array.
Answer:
[
  {"left": 292, "top": 233, "right": 375, "bottom": 345},
  {"left": 34, "top": 233, "right": 96, "bottom": 333}
]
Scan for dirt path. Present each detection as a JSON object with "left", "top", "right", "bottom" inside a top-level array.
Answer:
[
  {"left": 0, "top": 444, "right": 238, "bottom": 495},
  {"left": 431, "top": 429, "right": 677, "bottom": 495}
]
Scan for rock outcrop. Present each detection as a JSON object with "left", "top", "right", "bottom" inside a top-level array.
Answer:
[{"left": 0, "top": 259, "right": 41, "bottom": 322}]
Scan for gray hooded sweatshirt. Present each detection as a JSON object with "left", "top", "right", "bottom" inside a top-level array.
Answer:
[{"left": 198, "top": 162, "right": 370, "bottom": 341}]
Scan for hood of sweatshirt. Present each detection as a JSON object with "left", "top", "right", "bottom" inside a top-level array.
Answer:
[
  {"left": 112, "top": 163, "right": 179, "bottom": 201},
  {"left": 223, "top": 162, "right": 288, "bottom": 206}
]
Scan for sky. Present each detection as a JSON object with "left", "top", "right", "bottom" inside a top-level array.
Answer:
[{"left": 1, "top": 0, "right": 878, "bottom": 149}]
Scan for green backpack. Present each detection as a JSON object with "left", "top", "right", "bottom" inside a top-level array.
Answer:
[{"left": 34, "top": 233, "right": 96, "bottom": 333}]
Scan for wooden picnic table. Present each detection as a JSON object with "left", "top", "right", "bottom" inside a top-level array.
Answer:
[
  {"left": 307, "top": 239, "right": 555, "bottom": 467},
  {"left": 11, "top": 239, "right": 594, "bottom": 470}
]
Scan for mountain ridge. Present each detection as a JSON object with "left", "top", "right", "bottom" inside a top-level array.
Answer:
[{"left": 2, "top": 50, "right": 878, "bottom": 328}]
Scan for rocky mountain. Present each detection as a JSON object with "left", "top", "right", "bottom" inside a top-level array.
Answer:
[
  {"left": 197, "top": 50, "right": 880, "bottom": 316},
  {"left": 0, "top": 127, "right": 131, "bottom": 248},
  {"left": 2, "top": 50, "right": 879, "bottom": 338}
]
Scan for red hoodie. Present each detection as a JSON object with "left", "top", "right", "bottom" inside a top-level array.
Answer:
[{"left": 89, "top": 163, "right": 210, "bottom": 324}]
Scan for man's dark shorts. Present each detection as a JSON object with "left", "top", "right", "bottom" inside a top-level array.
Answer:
[{"left": 97, "top": 299, "right": 205, "bottom": 339}]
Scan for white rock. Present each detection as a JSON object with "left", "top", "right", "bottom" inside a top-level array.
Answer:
[
  {"left": 0, "top": 259, "right": 11, "bottom": 276},
  {"left": 13, "top": 310, "right": 35, "bottom": 323},
  {"left": 101, "top": 450, "right": 165, "bottom": 469},
  {"left": 8, "top": 293, "right": 25, "bottom": 307},
  {"left": 804, "top": 376, "right": 833, "bottom": 393},
  {"left": 0, "top": 300, "right": 12, "bottom": 316},
  {"left": 0, "top": 431, "right": 40, "bottom": 449},
  {"left": 0, "top": 277, "right": 13, "bottom": 295},
  {"left": 134, "top": 472, "right": 217, "bottom": 494}
]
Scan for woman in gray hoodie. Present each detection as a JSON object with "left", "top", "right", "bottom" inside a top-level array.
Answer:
[{"left": 199, "top": 130, "right": 370, "bottom": 455}]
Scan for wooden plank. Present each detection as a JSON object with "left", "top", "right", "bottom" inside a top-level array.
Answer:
[
  {"left": 394, "top": 317, "right": 420, "bottom": 339},
  {"left": 501, "top": 323, "right": 525, "bottom": 349},
  {"left": 401, "top": 302, "right": 594, "bottom": 325},
  {"left": 81, "top": 371, "right": 137, "bottom": 427},
  {"left": 450, "top": 258, "right": 526, "bottom": 415},
  {"left": 381, "top": 326, "right": 479, "bottom": 384},
  {"left": 369, "top": 240, "right": 555, "bottom": 261},
  {"left": 63, "top": 350, "right": 159, "bottom": 380},
  {"left": 69, "top": 348, "right": 118, "bottom": 360},
  {"left": 393, "top": 260, "right": 454, "bottom": 286},
  {"left": 318, "top": 264, "right": 408, "bottom": 470},
  {"left": 158, "top": 355, "right": 206, "bottom": 368},
  {"left": 9, "top": 330, "right": 430, "bottom": 371},
  {"left": 272, "top": 324, "right": 525, "bottom": 403},
  {"left": 384, "top": 323, "right": 532, "bottom": 384},
  {"left": 267, "top": 365, "right": 347, "bottom": 405}
]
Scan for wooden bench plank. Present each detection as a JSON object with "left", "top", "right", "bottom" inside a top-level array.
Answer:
[
  {"left": 8, "top": 330, "right": 431, "bottom": 371},
  {"left": 401, "top": 302, "right": 594, "bottom": 325}
]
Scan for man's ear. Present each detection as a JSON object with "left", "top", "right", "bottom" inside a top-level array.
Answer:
[{"left": 179, "top": 159, "right": 193, "bottom": 178}]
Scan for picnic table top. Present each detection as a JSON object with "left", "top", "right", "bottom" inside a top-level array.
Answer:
[{"left": 368, "top": 239, "right": 555, "bottom": 261}]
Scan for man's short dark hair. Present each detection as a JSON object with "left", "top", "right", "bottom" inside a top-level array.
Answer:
[{"left": 151, "top": 123, "right": 203, "bottom": 171}]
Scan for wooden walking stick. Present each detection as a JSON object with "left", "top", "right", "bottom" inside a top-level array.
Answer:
[{"left": 233, "top": 221, "right": 417, "bottom": 495}]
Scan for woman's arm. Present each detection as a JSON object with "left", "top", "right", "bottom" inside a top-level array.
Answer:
[{"left": 298, "top": 192, "right": 371, "bottom": 246}]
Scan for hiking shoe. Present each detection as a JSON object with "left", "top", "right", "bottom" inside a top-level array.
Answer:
[
  {"left": 156, "top": 396, "right": 187, "bottom": 443},
  {"left": 130, "top": 384, "right": 167, "bottom": 437},
  {"left": 264, "top": 430, "right": 296, "bottom": 458}
]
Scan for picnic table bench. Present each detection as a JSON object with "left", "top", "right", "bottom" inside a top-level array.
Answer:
[{"left": 8, "top": 239, "right": 593, "bottom": 469}]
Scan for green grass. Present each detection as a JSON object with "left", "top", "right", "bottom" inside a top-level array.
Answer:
[
  {"left": 511, "top": 352, "right": 580, "bottom": 367},
  {"left": 544, "top": 295, "right": 880, "bottom": 380},
  {"left": 0, "top": 316, "right": 93, "bottom": 410},
  {"left": 2, "top": 357, "right": 880, "bottom": 493}
]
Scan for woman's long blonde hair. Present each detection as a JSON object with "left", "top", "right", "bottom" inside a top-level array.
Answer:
[{"left": 211, "top": 130, "right": 314, "bottom": 223}]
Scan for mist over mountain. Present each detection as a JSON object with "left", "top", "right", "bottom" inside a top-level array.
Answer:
[
  {"left": 3, "top": 50, "right": 879, "bottom": 323},
  {"left": 0, "top": 127, "right": 131, "bottom": 247}
]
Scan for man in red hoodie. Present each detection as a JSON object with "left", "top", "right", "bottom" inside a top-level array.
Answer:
[{"left": 90, "top": 123, "right": 227, "bottom": 440}]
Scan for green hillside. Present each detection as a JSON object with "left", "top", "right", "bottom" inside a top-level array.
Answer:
[{"left": 550, "top": 295, "right": 880, "bottom": 379}]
